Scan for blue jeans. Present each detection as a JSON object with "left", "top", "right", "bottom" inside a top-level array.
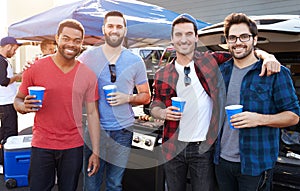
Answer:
[
  {"left": 215, "top": 157, "right": 273, "bottom": 191},
  {"left": 29, "top": 146, "right": 83, "bottom": 191},
  {"left": 83, "top": 128, "right": 133, "bottom": 191},
  {"left": 164, "top": 141, "right": 215, "bottom": 191}
]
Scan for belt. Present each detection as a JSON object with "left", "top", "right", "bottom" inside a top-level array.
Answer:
[
  {"left": 0, "top": 104, "right": 13, "bottom": 108},
  {"left": 188, "top": 141, "right": 202, "bottom": 145}
]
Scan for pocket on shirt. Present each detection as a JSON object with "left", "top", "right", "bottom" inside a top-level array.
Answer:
[{"left": 249, "top": 84, "right": 271, "bottom": 101}]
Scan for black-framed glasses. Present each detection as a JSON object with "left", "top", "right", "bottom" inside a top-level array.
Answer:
[
  {"left": 227, "top": 34, "right": 253, "bottom": 43},
  {"left": 109, "top": 64, "right": 116, "bottom": 83},
  {"left": 184, "top": 66, "right": 191, "bottom": 86}
]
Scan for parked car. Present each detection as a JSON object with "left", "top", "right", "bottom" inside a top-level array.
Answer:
[
  {"left": 198, "top": 15, "right": 300, "bottom": 190},
  {"left": 130, "top": 47, "right": 165, "bottom": 114},
  {"left": 158, "top": 46, "right": 176, "bottom": 67},
  {"left": 130, "top": 47, "right": 165, "bottom": 80}
]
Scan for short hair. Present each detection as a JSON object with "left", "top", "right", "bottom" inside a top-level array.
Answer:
[
  {"left": 172, "top": 14, "right": 198, "bottom": 36},
  {"left": 104, "top": 11, "right": 127, "bottom": 27},
  {"left": 224, "top": 13, "right": 258, "bottom": 38},
  {"left": 40, "top": 39, "right": 55, "bottom": 50},
  {"left": 57, "top": 19, "right": 85, "bottom": 38}
]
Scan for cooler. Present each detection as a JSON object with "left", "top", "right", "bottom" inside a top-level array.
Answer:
[{"left": 3, "top": 135, "right": 32, "bottom": 189}]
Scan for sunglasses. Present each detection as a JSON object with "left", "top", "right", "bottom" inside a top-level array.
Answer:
[
  {"left": 184, "top": 66, "right": 191, "bottom": 86},
  {"left": 109, "top": 64, "right": 116, "bottom": 83}
]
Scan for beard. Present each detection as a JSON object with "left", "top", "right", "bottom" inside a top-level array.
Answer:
[
  {"left": 6, "top": 47, "right": 16, "bottom": 58},
  {"left": 229, "top": 44, "right": 254, "bottom": 60},
  {"left": 104, "top": 33, "right": 124, "bottom": 47},
  {"left": 6, "top": 52, "right": 15, "bottom": 58}
]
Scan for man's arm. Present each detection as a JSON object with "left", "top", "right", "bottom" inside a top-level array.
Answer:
[
  {"left": 9, "top": 73, "right": 22, "bottom": 84},
  {"left": 109, "top": 82, "right": 151, "bottom": 106},
  {"left": 0, "top": 60, "right": 22, "bottom": 86},
  {"left": 230, "top": 111, "right": 299, "bottom": 128},
  {"left": 85, "top": 101, "right": 100, "bottom": 177},
  {"left": 211, "top": 50, "right": 281, "bottom": 76},
  {"left": 129, "top": 82, "right": 151, "bottom": 106},
  {"left": 0, "top": 61, "right": 10, "bottom": 86}
]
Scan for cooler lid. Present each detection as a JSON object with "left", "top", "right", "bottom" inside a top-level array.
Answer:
[{"left": 4, "top": 135, "right": 32, "bottom": 150}]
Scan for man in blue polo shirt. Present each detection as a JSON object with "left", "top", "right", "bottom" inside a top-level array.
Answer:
[{"left": 214, "top": 13, "right": 300, "bottom": 191}]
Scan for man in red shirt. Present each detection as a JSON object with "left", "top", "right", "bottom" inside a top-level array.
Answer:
[{"left": 14, "top": 19, "right": 100, "bottom": 191}]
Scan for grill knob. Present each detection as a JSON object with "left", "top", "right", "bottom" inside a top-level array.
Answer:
[
  {"left": 133, "top": 136, "right": 140, "bottom": 143},
  {"left": 145, "top": 139, "right": 152, "bottom": 146}
]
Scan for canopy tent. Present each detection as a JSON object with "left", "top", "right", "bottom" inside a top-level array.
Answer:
[{"left": 8, "top": 0, "right": 210, "bottom": 48}]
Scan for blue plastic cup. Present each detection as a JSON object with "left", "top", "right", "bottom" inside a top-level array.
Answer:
[
  {"left": 103, "top": 85, "right": 117, "bottom": 105},
  {"left": 171, "top": 97, "right": 186, "bottom": 112},
  {"left": 225, "top": 105, "right": 243, "bottom": 129},
  {"left": 28, "top": 86, "right": 46, "bottom": 107}
]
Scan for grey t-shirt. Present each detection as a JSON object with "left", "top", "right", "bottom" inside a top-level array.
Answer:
[{"left": 220, "top": 64, "right": 253, "bottom": 162}]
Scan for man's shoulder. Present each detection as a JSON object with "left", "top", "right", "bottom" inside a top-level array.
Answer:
[
  {"left": 153, "top": 63, "right": 175, "bottom": 81},
  {"left": 30, "top": 56, "right": 51, "bottom": 69},
  {"left": 122, "top": 48, "right": 143, "bottom": 61},
  {"left": 79, "top": 46, "right": 101, "bottom": 58},
  {"left": 77, "top": 60, "right": 95, "bottom": 73}
]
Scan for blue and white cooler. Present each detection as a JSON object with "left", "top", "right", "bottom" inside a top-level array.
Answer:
[{"left": 4, "top": 135, "right": 32, "bottom": 189}]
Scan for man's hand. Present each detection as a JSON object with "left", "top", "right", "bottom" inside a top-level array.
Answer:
[
  {"left": 22, "top": 61, "right": 34, "bottom": 71},
  {"left": 255, "top": 50, "right": 281, "bottom": 76},
  {"left": 230, "top": 111, "right": 262, "bottom": 128},
  {"left": 163, "top": 106, "right": 182, "bottom": 121},
  {"left": 87, "top": 153, "right": 100, "bottom": 177},
  {"left": 260, "top": 55, "right": 281, "bottom": 76},
  {"left": 21, "top": 95, "right": 42, "bottom": 113},
  {"left": 14, "top": 73, "right": 22, "bottom": 81},
  {"left": 107, "top": 92, "right": 130, "bottom": 106}
]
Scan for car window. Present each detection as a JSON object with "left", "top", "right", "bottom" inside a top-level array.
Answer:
[
  {"left": 140, "top": 50, "right": 163, "bottom": 65},
  {"left": 159, "top": 48, "right": 176, "bottom": 66}
]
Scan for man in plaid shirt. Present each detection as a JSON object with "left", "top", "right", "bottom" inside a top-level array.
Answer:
[
  {"left": 214, "top": 13, "right": 300, "bottom": 191},
  {"left": 150, "top": 13, "right": 280, "bottom": 191}
]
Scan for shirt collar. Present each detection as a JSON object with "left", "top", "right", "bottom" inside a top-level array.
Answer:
[{"left": 174, "top": 60, "right": 195, "bottom": 73}]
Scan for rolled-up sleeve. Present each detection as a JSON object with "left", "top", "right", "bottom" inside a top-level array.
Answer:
[{"left": 274, "top": 66, "right": 300, "bottom": 116}]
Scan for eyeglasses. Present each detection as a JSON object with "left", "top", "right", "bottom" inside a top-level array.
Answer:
[
  {"left": 184, "top": 66, "right": 191, "bottom": 86},
  {"left": 109, "top": 64, "right": 116, "bottom": 83},
  {"left": 227, "top": 34, "right": 253, "bottom": 43}
]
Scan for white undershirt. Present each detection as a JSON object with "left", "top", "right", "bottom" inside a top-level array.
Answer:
[
  {"left": 175, "top": 61, "right": 213, "bottom": 142},
  {"left": 0, "top": 61, "right": 17, "bottom": 105}
]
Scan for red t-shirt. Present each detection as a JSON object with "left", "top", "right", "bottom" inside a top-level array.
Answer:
[{"left": 19, "top": 56, "right": 99, "bottom": 150}]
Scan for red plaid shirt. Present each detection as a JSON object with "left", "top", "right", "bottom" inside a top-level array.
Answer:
[{"left": 150, "top": 50, "right": 231, "bottom": 160}]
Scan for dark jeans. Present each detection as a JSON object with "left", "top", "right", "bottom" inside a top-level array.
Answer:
[
  {"left": 29, "top": 146, "right": 83, "bottom": 191},
  {"left": 164, "top": 141, "right": 215, "bottom": 191},
  {"left": 215, "top": 157, "right": 273, "bottom": 191},
  {"left": 0, "top": 104, "right": 18, "bottom": 164}
]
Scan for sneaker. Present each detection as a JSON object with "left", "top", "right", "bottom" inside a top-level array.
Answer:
[{"left": 0, "top": 164, "right": 3, "bottom": 174}]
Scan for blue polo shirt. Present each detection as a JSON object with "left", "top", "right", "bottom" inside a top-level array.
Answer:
[
  {"left": 78, "top": 46, "right": 148, "bottom": 130},
  {"left": 214, "top": 59, "right": 300, "bottom": 176}
]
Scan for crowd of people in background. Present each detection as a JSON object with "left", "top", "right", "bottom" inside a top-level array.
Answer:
[{"left": 0, "top": 9, "right": 299, "bottom": 191}]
